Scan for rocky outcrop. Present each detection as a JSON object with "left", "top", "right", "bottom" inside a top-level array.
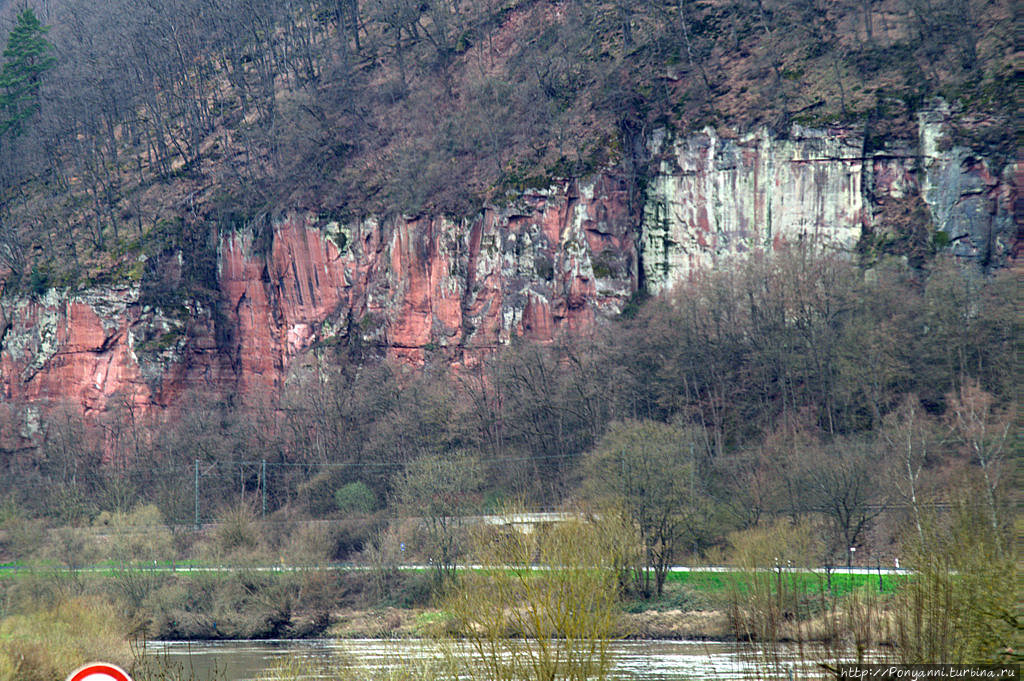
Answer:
[
  {"left": 0, "top": 287, "right": 222, "bottom": 412},
  {"left": 643, "top": 105, "right": 1018, "bottom": 291},
  {"left": 0, "top": 175, "right": 637, "bottom": 409},
  {"left": 641, "top": 125, "right": 866, "bottom": 292},
  {"left": 0, "top": 109, "right": 1017, "bottom": 415},
  {"left": 913, "top": 104, "right": 1018, "bottom": 267},
  {"left": 219, "top": 174, "right": 636, "bottom": 393}
]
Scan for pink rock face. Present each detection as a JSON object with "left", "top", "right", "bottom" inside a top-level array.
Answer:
[
  {"left": 0, "top": 176, "right": 638, "bottom": 418},
  {"left": 0, "top": 288, "right": 228, "bottom": 423},
  {"left": 217, "top": 175, "right": 637, "bottom": 386},
  {"left": 0, "top": 295, "right": 144, "bottom": 412},
  {"left": 0, "top": 118, "right": 1016, "bottom": 421}
]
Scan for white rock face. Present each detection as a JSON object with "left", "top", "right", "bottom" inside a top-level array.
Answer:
[
  {"left": 642, "top": 105, "right": 1018, "bottom": 290},
  {"left": 642, "top": 126, "right": 865, "bottom": 292}
]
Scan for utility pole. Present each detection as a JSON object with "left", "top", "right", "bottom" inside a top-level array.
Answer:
[{"left": 194, "top": 459, "right": 200, "bottom": 529}]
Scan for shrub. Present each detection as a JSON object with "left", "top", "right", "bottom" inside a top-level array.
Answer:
[
  {"left": 206, "top": 504, "right": 265, "bottom": 563},
  {"left": 332, "top": 516, "right": 386, "bottom": 561},
  {"left": 0, "top": 508, "right": 45, "bottom": 563},
  {"left": 94, "top": 504, "right": 175, "bottom": 565},
  {"left": 334, "top": 482, "right": 378, "bottom": 515},
  {"left": 890, "top": 491, "right": 1016, "bottom": 664},
  {"left": 725, "top": 518, "right": 833, "bottom": 667},
  {"left": 445, "top": 511, "right": 630, "bottom": 681}
]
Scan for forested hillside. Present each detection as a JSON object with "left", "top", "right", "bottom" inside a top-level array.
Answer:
[
  {"left": 0, "top": 0, "right": 1016, "bottom": 602},
  {"left": 0, "top": 0, "right": 1015, "bottom": 291}
]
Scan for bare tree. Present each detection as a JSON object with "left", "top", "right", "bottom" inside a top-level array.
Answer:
[
  {"left": 391, "top": 450, "right": 482, "bottom": 585},
  {"left": 583, "top": 419, "right": 708, "bottom": 597},
  {"left": 881, "top": 394, "right": 940, "bottom": 544},
  {"left": 944, "top": 380, "right": 1011, "bottom": 539},
  {"left": 791, "top": 434, "right": 889, "bottom": 567}
]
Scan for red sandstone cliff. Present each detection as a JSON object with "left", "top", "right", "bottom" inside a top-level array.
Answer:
[
  {"left": 0, "top": 117, "right": 1017, "bottom": 418},
  {"left": 221, "top": 174, "right": 636, "bottom": 394},
  {"left": 0, "top": 175, "right": 637, "bottom": 413}
]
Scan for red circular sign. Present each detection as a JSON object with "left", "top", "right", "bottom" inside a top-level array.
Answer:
[{"left": 66, "top": 662, "right": 133, "bottom": 681}]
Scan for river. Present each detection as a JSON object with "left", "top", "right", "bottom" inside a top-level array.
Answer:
[{"left": 143, "top": 638, "right": 820, "bottom": 680}]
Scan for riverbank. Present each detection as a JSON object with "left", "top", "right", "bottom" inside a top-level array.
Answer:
[
  {"left": 142, "top": 604, "right": 737, "bottom": 642},
  {"left": 321, "top": 606, "right": 733, "bottom": 641},
  {"left": 0, "top": 564, "right": 901, "bottom": 643},
  {"left": 321, "top": 604, "right": 902, "bottom": 645}
]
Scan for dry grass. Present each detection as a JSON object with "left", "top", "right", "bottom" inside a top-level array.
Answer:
[
  {"left": 620, "top": 608, "right": 732, "bottom": 640},
  {"left": 0, "top": 596, "right": 130, "bottom": 681}
]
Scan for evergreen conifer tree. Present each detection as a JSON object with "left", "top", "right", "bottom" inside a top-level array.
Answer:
[{"left": 0, "top": 7, "right": 55, "bottom": 138}]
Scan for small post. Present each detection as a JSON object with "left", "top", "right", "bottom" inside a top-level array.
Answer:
[
  {"left": 261, "top": 459, "right": 267, "bottom": 517},
  {"left": 194, "top": 458, "right": 200, "bottom": 529}
]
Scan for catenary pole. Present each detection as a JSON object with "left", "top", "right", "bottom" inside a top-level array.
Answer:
[{"left": 194, "top": 459, "right": 200, "bottom": 529}]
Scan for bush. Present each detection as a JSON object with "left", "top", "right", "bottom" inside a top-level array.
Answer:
[
  {"left": 445, "top": 511, "right": 631, "bottom": 681},
  {"left": 143, "top": 572, "right": 297, "bottom": 640},
  {"left": 891, "top": 491, "right": 1017, "bottom": 664},
  {"left": 334, "top": 482, "right": 378, "bottom": 515},
  {"left": 283, "top": 522, "right": 336, "bottom": 565},
  {"left": 204, "top": 504, "right": 265, "bottom": 563},
  {"left": 332, "top": 516, "right": 386, "bottom": 561},
  {"left": 0, "top": 512, "right": 45, "bottom": 564},
  {"left": 93, "top": 504, "right": 175, "bottom": 565},
  {"left": 394, "top": 570, "right": 436, "bottom": 609},
  {"left": 726, "top": 519, "right": 827, "bottom": 659}
]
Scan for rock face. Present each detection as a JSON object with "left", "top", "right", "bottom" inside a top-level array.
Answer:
[
  {"left": 642, "top": 105, "right": 1018, "bottom": 291},
  {"left": 0, "top": 110, "right": 1017, "bottom": 414},
  {"left": 219, "top": 175, "right": 636, "bottom": 395},
  {"left": 642, "top": 125, "right": 866, "bottom": 292},
  {"left": 913, "top": 104, "right": 1018, "bottom": 267},
  {"left": 0, "top": 287, "right": 221, "bottom": 412},
  {"left": 0, "top": 288, "right": 145, "bottom": 412},
  {"left": 0, "top": 176, "right": 637, "bottom": 409}
]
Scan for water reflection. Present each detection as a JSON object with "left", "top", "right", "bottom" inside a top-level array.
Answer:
[{"left": 144, "top": 638, "right": 815, "bottom": 681}]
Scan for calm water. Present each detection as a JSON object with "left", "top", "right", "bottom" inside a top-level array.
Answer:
[{"left": 143, "top": 638, "right": 818, "bottom": 680}]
